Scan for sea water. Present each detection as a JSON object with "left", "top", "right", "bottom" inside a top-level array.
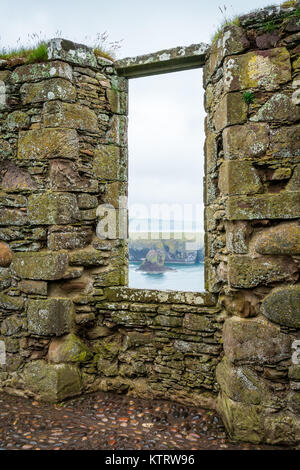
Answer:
[{"left": 129, "top": 262, "right": 205, "bottom": 292}]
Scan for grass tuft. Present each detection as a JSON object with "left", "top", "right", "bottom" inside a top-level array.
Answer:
[
  {"left": 243, "top": 91, "right": 255, "bottom": 105},
  {"left": 212, "top": 17, "right": 240, "bottom": 44},
  {"left": 281, "top": 0, "right": 297, "bottom": 8},
  {"left": 211, "top": 5, "right": 240, "bottom": 45}
]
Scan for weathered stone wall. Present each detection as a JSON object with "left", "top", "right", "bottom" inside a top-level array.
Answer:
[
  {"left": 0, "top": 39, "right": 129, "bottom": 400},
  {"left": 0, "top": 39, "right": 221, "bottom": 410},
  {"left": 203, "top": 3, "right": 300, "bottom": 444},
  {"left": 0, "top": 2, "right": 299, "bottom": 446}
]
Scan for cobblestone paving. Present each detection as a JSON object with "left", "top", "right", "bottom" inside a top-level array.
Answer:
[{"left": 0, "top": 392, "right": 292, "bottom": 450}]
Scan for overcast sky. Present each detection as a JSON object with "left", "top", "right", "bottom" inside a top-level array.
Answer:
[{"left": 1, "top": 0, "right": 276, "bottom": 229}]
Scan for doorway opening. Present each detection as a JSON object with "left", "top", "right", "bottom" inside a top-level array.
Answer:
[{"left": 128, "top": 69, "right": 205, "bottom": 292}]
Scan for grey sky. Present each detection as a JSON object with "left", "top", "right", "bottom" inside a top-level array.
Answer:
[{"left": 1, "top": 0, "right": 276, "bottom": 227}]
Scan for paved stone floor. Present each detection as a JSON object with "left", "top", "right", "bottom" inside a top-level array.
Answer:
[{"left": 0, "top": 392, "right": 293, "bottom": 450}]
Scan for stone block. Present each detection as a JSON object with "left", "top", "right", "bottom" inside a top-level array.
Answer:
[
  {"left": 219, "top": 161, "right": 262, "bottom": 195},
  {"left": 255, "top": 222, "right": 300, "bottom": 255},
  {"left": 251, "top": 93, "right": 300, "bottom": 123},
  {"left": 286, "top": 165, "right": 300, "bottom": 191},
  {"left": 18, "top": 128, "right": 79, "bottom": 160},
  {"left": 183, "top": 313, "right": 213, "bottom": 332},
  {"left": 224, "top": 48, "right": 291, "bottom": 92},
  {"left": 44, "top": 101, "right": 99, "bottom": 133},
  {"left": 223, "top": 316, "right": 291, "bottom": 364},
  {"left": 1, "top": 316, "right": 25, "bottom": 335},
  {"left": 10, "top": 61, "right": 73, "bottom": 83},
  {"left": 213, "top": 92, "right": 247, "bottom": 132},
  {"left": 7, "top": 111, "right": 30, "bottom": 131},
  {"left": 261, "top": 285, "right": 300, "bottom": 328},
  {"left": 0, "top": 293, "right": 24, "bottom": 311},
  {"left": 223, "top": 123, "right": 269, "bottom": 159},
  {"left": 69, "top": 248, "right": 109, "bottom": 267},
  {"left": 226, "top": 221, "right": 251, "bottom": 254},
  {"left": 228, "top": 255, "right": 297, "bottom": 288},
  {"left": 204, "top": 131, "right": 218, "bottom": 174},
  {"left": 27, "top": 298, "right": 74, "bottom": 336},
  {"left": 48, "top": 333, "right": 92, "bottom": 363},
  {"left": 226, "top": 192, "right": 300, "bottom": 220},
  {"left": 47, "top": 38, "right": 97, "bottom": 67},
  {"left": 24, "top": 360, "right": 81, "bottom": 402},
  {"left": 47, "top": 229, "right": 93, "bottom": 251},
  {"left": 20, "top": 78, "right": 76, "bottom": 104},
  {"left": 208, "top": 25, "right": 250, "bottom": 77},
  {"left": 107, "top": 88, "right": 120, "bottom": 114},
  {"left": 270, "top": 125, "right": 300, "bottom": 158},
  {"left": 11, "top": 252, "right": 69, "bottom": 280},
  {"left": 49, "top": 159, "right": 98, "bottom": 193},
  {"left": 0, "top": 163, "right": 36, "bottom": 190},
  {"left": 19, "top": 280, "right": 47, "bottom": 295},
  {"left": 216, "top": 358, "right": 277, "bottom": 407},
  {"left": 28, "top": 193, "right": 81, "bottom": 225},
  {"left": 93, "top": 145, "right": 120, "bottom": 180},
  {"left": 153, "top": 315, "right": 182, "bottom": 327},
  {"left": 77, "top": 194, "right": 98, "bottom": 209},
  {"left": 0, "top": 242, "right": 13, "bottom": 267},
  {"left": 0, "top": 208, "right": 27, "bottom": 226}
]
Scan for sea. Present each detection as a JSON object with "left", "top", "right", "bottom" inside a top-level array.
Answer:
[{"left": 129, "top": 262, "right": 205, "bottom": 292}]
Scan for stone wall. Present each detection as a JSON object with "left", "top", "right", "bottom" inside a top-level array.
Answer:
[
  {"left": 203, "top": 3, "right": 300, "bottom": 444},
  {"left": 0, "top": 39, "right": 221, "bottom": 410},
  {"left": 0, "top": 2, "right": 299, "bottom": 446}
]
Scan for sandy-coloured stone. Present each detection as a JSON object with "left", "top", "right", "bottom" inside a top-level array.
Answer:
[
  {"left": 224, "top": 48, "right": 291, "bottom": 92},
  {"left": 219, "top": 161, "right": 263, "bottom": 195},
  {"left": 0, "top": 163, "right": 37, "bottom": 190},
  {"left": 0, "top": 242, "right": 13, "bottom": 267},
  {"left": 20, "top": 78, "right": 76, "bottom": 104},
  {"left": 18, "top": 128, "right": 79, "bottom": 160},
  {"left": 255, "top": 222, "right": 300, "bottom": 255},
  {"left": 223, "top": 316, "right": 291, "bottom": 364},
  {"left": 0, "top": 292, "right": 24, "bottom": 311},
  {"left": 10, "top": 61, "right": 73, "bottom": 83},
  {"left": 49, "top": 159, "right": 98, "bottom": 193},
  {"left": 208, "top": 25, "right": 250, "bottom": 77},
  {"left": 261, "top": 285, "right": 300, "bottom": 328},
  {"left": 27, "top": 298, "right": 74, "bottom": 336},
  {"left": 226, "top": 221, "right": 251, "bottom": 254},
  {"left": 28, "top": 193, "right": 81, "bottom": 225},
  {"left": 69, "top": 248, "right": 109, "bottom": 267},
  {"left": 47, "top": 38, "right": 97, "bottom": 67},
  {"left": 286, "top": 165, "right": 300, "bottom": 191},
  {"left": 216, "top": 357, "right": 277, "bottom": 407},
  {"left": 93, "top": 145, "right": 120, "bottom": 180},
  {"left": 44, "top": 101, "right": 99, "bottom": 133},
  {"left": 213, "top": 92, "right": 247, "bottom": 132},
  {"left": 7, "top": 111, "right": 30, "bottom": 131},
  {"left": 251, "top": 93, "right": 300, "bottom": 122},
  {"left": 270, "top": 124, "right": 300, "bottom": 158},
  {"left": 24, "top": 360, "right": 81, "bottom": 402},
  {"left": 11, "top": 252, "right": 69, "bottom": 281},
  {"left": 228, "top": 255, "right": 297, "bottom": 288},
  {"left": 223, "top": 123, "right": 269, "bottom": 159},
  {"left": 48, "top": 229, "right": 92, "bottom": 251},
  {"left": 48, "top": 333, "right": 92, "bottom": 364},
  {"left": 18, "top": 280, "right": 47, "bottom": 295},
  {"left": 226, "top": 192, "right": 300, "bottom": 220}
]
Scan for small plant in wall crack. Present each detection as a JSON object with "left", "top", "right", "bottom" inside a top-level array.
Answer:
[
  {"left": 243, "top": 91, "right": 255, "bottom": 105},
  {"left": 211, "top": 4, "right": 240, "bottom": 44}
]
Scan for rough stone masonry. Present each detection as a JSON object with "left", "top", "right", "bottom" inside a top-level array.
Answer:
[{"left": 0, "top": 2, "right": 299, "bottom": 446}]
